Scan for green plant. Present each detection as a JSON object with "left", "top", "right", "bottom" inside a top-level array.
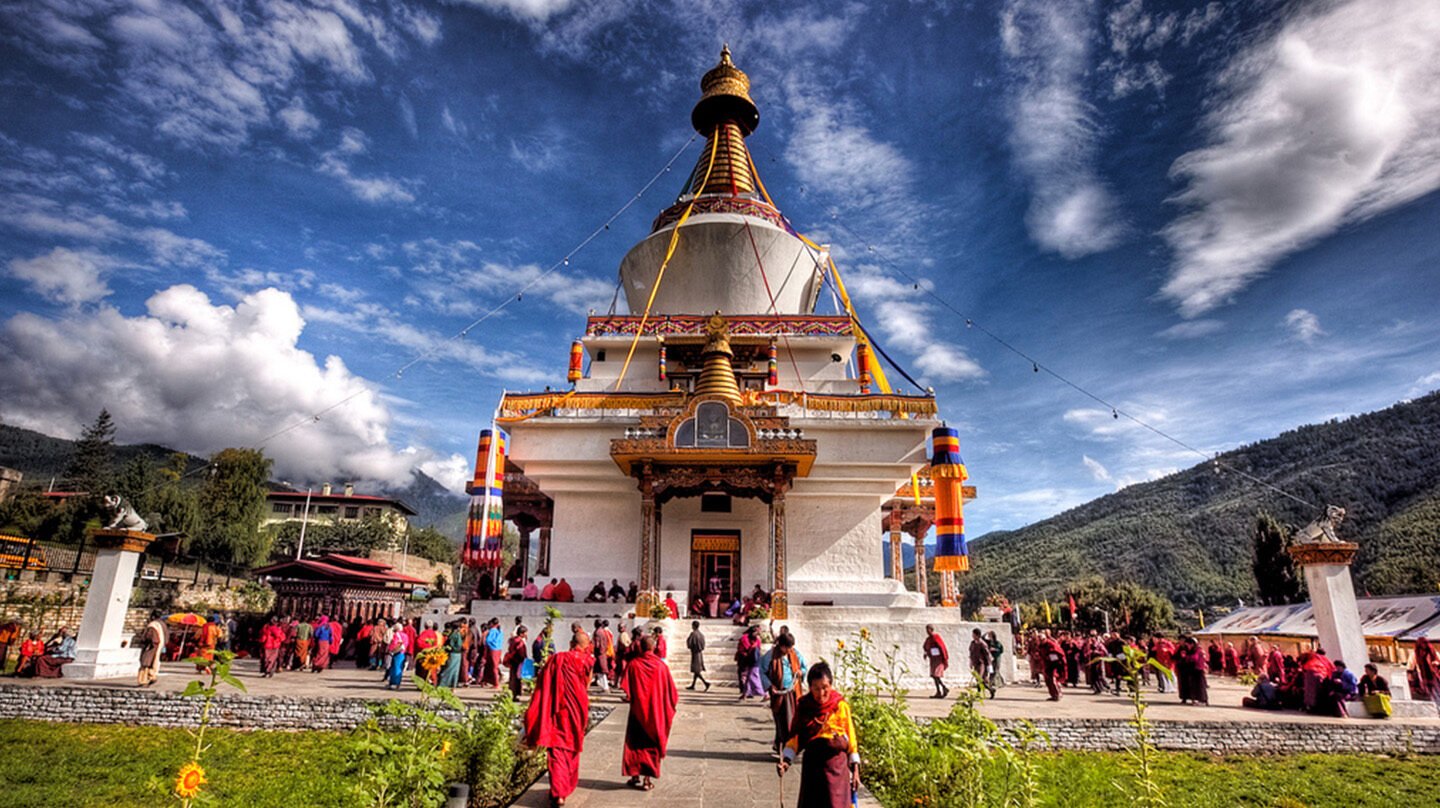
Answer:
[
  {"left": 173, "top": 650, "right": 247, "bottom": 806},
  {"left": 351, "top": 677, "right": 454, "bottom": 808},
  {"left": 234, "top": 580, "right": 274, "bottom": 613},
  {"left": 648, "top": 602, "right": 671, "bottom": 620},
  {"left": 1237, "top": 669, "right": 1259, "bottom": 687},
  {"left": 350, "top": 677, "right": 539, "bottom": 808},
  {"left": 745, "top": 604, "right": 770, "bottom": 622},
  {"left": 1096, "top": 644, "right": 1172, "bottom": 808}
]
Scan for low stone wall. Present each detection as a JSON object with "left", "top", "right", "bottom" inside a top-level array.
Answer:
[
  {"left": 995, "top": 718, "right": 1440, "bottom": 755},
  {"left": 0, "top": 683, "right": 607, "bottom": 733}
]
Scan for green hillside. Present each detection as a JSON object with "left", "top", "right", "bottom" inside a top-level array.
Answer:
[{"left": 961, "top": 392, "right": 1440, "bottom": 609}]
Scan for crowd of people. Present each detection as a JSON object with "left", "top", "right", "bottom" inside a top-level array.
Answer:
[
  {"left": 523, "top": 618, "right": 856, "bottom": 808},
  {"left": 0, "top": 622, "right": 76, "bottom": 678},
  {"left": 1011, "top": 628, "right": 1440, "bottom": 719}
]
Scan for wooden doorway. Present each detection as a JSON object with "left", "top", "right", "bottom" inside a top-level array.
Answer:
[{"left": 689, "top": 531, "right": 739, "bottom": 617}]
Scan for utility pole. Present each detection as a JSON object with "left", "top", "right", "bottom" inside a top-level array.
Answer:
[{"left": 295, "top": 487, "right": 312, "bottom": 560}]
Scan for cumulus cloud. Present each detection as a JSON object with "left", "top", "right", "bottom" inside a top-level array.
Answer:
[
  {"left": 6, "top": 248, "right": 115, "bottom": 306},
  {"left": 1283, "top": 308, "right": 1325, "bottom": 343},
  {"left": 0, "top": 284, "right": 450, "bottom": 487},
  {"left": 1001, "top": 0, "right": 1125, "bottom": 258},
  {"left": 1161, "top": 0, "right": 1440, "bottom": 316}
]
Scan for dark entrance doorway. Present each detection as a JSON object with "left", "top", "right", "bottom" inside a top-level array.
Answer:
[{"left": 689, "top": 531, "right": 739, "bottom": 617}]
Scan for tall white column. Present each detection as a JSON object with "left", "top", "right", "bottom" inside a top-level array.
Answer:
[
  {"left": 1288, "top": 543, "right": 1368, "bottom": 670},
  {"left": 66, "top": 529, "right": 155, "bottom": 680}
]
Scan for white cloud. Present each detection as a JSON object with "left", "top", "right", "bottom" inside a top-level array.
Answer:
[
  {"left": 0, "top": 285, "right": 450, "bottom": 486},
  {"left": 278, "top": 97, "right": 322, "bottom": 140},
  {"left": 1283, "top": 308, "right": 1325, "bottom": 344},
  {"left": 6, "top": 248, "right": 114, "bottom": 306},
  {"left": 1001, "top": 0, "right": 1125, "bottom": 257},
  {"left": 397, "top": 238, "right": 613, "bottom": 316},
  {"left": 453, "top": 0, "right": 576, "bottom": 23},
  {"left": 7, "top": 0, "right": 441, "bottom": 151},
  {"left": 1081, "top": 454, "right": 1111, "bottom": 482},
  {"left": 301, "top": 301, "right": 550, "bottom": 385},
  {"left": 318, "top": 128, "right": 418, "bottom": 204},
  {"left": 419, "top": 453, "right": 471, "bottom": 493},
  {"left": 1161, "top": 0, "right": 1440, "bottom": 316},
  {"left": 1156, "top": 319, "right": 1224, "bottom": 340},
  {"left": 1405, "top": 371, "right": 1440, "bottom": 399}
]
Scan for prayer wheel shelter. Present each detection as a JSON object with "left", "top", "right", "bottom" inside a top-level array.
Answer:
[{"left": 254, "top": 553, "right": 426, "bottom": 622}]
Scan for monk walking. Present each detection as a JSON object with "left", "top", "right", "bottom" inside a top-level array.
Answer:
[
  {"left": 524, "top": 629, "right": 595, "bottom": 807},
  {"left": 777, "top": 661, "right": 861, "bottom": 808},
  {"left": 620, "top": 635, "right": 678, "bottom": 792},
  {"left": 923, "top": 624, "right": 949, "bottom": 698}
]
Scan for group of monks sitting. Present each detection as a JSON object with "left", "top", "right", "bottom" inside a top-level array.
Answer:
[{"left": 0, "top": 622, "right": 75, "bottom": 679}]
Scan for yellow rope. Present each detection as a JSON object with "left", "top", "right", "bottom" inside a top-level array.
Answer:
[
  {"left": 750, "top": 148, "right": 896, "bottom": 397},
  {"left": 612, "top": 130, "right": 721, "bottom": 391}
]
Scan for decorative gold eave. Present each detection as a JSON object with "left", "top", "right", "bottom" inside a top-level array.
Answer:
[
  {"left": 498, "top": 390, "right": 938, "bottom": 420},
  {"left": 609, "top": 440, "right": 816, "bottom": 477}
]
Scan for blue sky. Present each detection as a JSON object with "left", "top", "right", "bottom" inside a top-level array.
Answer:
[{"left": 1, "top": 0, "right": 1438, "bottom": 535}]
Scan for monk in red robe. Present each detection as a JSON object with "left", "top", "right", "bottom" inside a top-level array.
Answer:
[
  {"left": 922, "top": 624, "right": 949, "bottom": 698},
  {"left": 778, "top": 661, "right": 860, "bottom": 808},
  {"left": 620, "top": 636, "right": 678, "bottom": 791},
  {"left": 524, "top": 630, "right": 595, "bottom": 807}
]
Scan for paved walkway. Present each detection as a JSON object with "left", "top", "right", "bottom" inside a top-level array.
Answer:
[{"left": 514, "top": 687, "right": 882, "bottom": 808}]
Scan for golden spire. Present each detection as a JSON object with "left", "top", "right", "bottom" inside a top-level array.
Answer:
[
  {"left": 692, "top": 45, "right": 759, "bottom": 136},
  {"left": 693, "top": 312, "right": 742, "bottom": 404}
]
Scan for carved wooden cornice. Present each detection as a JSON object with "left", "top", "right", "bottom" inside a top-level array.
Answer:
[{"left": 1287, "top": 542, "right": 1359, "bottom": 567}]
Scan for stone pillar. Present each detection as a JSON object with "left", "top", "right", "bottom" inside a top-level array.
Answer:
[
  {"left": 536, "top": 527, "right": 552, "bottom": 577},
  {"left": 66, "top": 529, "right": 155, "bottom": 680},
  {"left": 769, "top": 486, "right": 789, "bottom": 619},
  {"left": 911, "top": 533, "right": 929, "bottom": 606},
  {"left": 1288, "top": 542, "right": 1368, "bottom": 671},
  {"left": 939, "top": 571, "right": 958, "bottom": 608}
]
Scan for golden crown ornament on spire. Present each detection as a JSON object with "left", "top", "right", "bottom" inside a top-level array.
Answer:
[{"left": 692, "top": 45, "right": 759, "bottom": 135}]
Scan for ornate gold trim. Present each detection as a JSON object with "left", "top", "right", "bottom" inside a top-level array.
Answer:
[
  {"left": 1287, "top": 542, "right": 1359, "bottom": 567},
  {"left": 88, "top": 529, "right": 157, "bottom": 553}
]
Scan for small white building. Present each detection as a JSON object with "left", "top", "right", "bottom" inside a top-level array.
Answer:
[{"left": 263, "top": 483, "right": 417, "bottom": 537}]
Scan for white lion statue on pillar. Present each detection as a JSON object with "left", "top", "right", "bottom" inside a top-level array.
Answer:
[
  {"left": 1292, "top": 504, "right": 1346, "bottom": 545},
  {"left": 103, "top": 495, "right": 148, "bottom": 533}
]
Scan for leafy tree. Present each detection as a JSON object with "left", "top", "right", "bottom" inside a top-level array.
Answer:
[
  {"left": 1064, "top": 577, "right": 1175, "bottom": 636},
  {"left": 407, "top": 525, "right": 458, "bottom": 566},
  {"left": 194, "top": 448, "right": 272, "bottom": 567},
  {"left": 63, "top": 409, "right": 116, "bottom": 494},
  {"left": 269, "top": 516, "right": 396, "bottom": 560},
  {"left": 1252, "top": 510, "right": 1301, "bottom": 605},
  {"left": 0, "top": 488, "right": 50, "bottom": 537}
]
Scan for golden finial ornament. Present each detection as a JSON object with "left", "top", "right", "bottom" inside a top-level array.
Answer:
[
  {"left": 694, "top": 311, "right": 742, "bottom": 404},
  {"left": 692, "top": 45, "right": 759, "bottom": 135}
]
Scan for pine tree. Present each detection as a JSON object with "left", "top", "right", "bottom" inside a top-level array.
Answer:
[
  {"left": 1252, "top": 511, "right": 1301, "bottom": 605},
  {"left": 63, "top": 409, "right": 116, "bottom": 494},
  {"left": 194, "top": 448, "right": 273, "bottom": 567}
]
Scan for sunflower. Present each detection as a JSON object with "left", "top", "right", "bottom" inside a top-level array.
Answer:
[
  {"left": 440, "top": 739, "right": 452, "bottom": 758},
  {"left": 174, "top": 761, "right": 206, "bottom": 799}
]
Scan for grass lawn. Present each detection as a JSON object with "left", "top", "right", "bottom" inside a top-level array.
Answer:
[
  {"left": 0, "top": 719, "right": 356, "bottom": 807},
  {"left": 982, "top": 750, "right": 1440, "bottom": 807}
]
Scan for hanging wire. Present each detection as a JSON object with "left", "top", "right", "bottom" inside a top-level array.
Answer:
[
  {"left": 823, "top": 218, "right": 1322, "bottom": 512},
  {"left": 251, "top": 134, "right": 700, "bottom": 452}
]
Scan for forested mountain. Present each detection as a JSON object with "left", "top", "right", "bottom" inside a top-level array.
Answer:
[
  {"left": 0, "top": 423, "right": 203, "bottom": 486},
  {"left": 961, "top": 392, "right": 1440, "bottom": 609},
  {"left": 0, "top": 422, "right": 465, "bottom": 534}
]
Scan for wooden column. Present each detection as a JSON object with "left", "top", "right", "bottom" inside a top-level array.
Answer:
[
  {"left": 535, "top": 527, "right": 552, "bottom": 577},
  {"left": 517, "top": 526, "right": 532, "bottom": 584},
  {"left": 889, "top": 519, "right": 905, "bottom": 586},
  {"left": 912, "top": 533, "right": 929, "bottom": 605},
  {"left": 769, "top": 467, "right": 790, "bottom": 619},
  {"left": 636, "top": 463, "right": 658, "bottom": 615}
]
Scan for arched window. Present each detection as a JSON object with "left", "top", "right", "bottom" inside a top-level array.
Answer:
[{"left": 675, "top": 402, "right": 749, "bottom": 448}]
